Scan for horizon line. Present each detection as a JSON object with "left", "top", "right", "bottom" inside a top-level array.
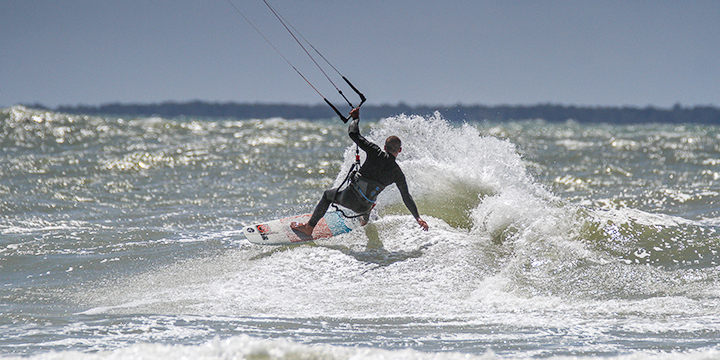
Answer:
[{"left": 14, "top": 100, "right": 720, "bottom": 111}]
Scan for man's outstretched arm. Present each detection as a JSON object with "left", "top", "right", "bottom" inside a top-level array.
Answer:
[{"left": 397, "top": 179, "right": 429, "bottom": 231}]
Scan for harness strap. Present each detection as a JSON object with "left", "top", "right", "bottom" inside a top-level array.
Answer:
[
  {"left": 332, "top": 205, "right": 370, "bottom": 219},
  {"left": 351, "top": 181, "right": 377, "bottom": 204}
]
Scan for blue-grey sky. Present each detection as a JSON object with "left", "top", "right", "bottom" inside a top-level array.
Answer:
[{"left": 2, "top": 1, "right": 718, "bottom": 108}]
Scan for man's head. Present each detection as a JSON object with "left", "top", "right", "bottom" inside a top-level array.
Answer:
[{"left": 384, "top": 136, "right": 402, "bottom": 156}]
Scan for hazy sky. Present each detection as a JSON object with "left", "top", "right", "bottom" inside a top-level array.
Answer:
[{"left": 2, "top": 0, "right": 718, "bottom": 108}]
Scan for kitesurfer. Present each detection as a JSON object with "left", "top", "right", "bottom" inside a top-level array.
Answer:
[{"left": 292, "top": 107, "right": 429, "bottom": 236}]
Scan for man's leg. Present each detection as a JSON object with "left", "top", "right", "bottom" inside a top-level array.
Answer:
[
  {"left": 308, "top": 189, "right": 336, "bottom": 227},
  {"left": 292, "top": 189, "right": 337, "bottom": 236}
]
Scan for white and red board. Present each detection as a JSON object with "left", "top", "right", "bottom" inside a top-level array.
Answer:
[{"left": 243, "top": 210, "right": 362, "bottom": 245}]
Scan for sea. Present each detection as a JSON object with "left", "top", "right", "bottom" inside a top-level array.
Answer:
[{"left": 2, "top": 105, "right": 720, "bottom": 359}]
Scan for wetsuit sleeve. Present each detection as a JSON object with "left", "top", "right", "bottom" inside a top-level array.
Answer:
[
  {"left": 396, "top": 173, "right": 421, "bottom": 220},
  {"left": 348, "top": 118, "right": 382, "bottom": 156}
]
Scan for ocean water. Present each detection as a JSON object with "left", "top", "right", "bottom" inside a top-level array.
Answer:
[{"left": 2, "top": 105, "right": 720, "bottom": 359}]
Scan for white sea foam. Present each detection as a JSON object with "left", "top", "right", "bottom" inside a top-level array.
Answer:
[{"left": 3, "top": 335, "right": 719, "bottom": 360}]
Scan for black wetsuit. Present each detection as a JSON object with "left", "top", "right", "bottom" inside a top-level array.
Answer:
[{"left": 307, "top": 117, "right": 420, "bottom": 227}]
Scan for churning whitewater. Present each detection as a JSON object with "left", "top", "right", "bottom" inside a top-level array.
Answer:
[{"left": 2, "top": 105, "right": 720, "bottom": 359}]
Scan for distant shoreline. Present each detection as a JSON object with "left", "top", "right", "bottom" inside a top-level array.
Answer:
[{"left": 20, "top": 101, "right": 720, "bottom": 124}]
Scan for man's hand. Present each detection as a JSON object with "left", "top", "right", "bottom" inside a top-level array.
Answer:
[
  {"left": 349, "top": 107, "right": 360, "bottom": 120},
  {"left": 417, "top": 217, "right": 429, "bottom": 231}
]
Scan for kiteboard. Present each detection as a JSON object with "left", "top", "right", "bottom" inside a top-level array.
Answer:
[{"left": 243, "top": 210, "right": 364, "bottom": 245}]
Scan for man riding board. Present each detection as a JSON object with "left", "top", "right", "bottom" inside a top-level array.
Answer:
[{"left": 292, "top": 107, "right": 429, "bottom": 236}]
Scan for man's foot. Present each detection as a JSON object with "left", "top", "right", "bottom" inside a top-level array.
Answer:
[{"left": 291, "top": 222, "right": 314, "bottom": 237}]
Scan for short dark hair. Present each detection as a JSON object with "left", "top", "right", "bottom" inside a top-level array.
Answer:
[{"left": 385, "top": 136, "right": 401, "bottom": 154}]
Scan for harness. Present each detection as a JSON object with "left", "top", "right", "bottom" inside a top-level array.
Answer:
[{"left": 331, "top": 145, "right": 377, "bottom": 219}]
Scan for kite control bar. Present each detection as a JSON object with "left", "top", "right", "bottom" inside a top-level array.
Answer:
[{"left": 326, "top": 76, "right": 367, "bottom": 123}]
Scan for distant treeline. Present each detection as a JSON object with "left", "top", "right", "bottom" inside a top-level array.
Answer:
[{"left": 40, "top": 101, "right": 720, "bottom": 124}]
